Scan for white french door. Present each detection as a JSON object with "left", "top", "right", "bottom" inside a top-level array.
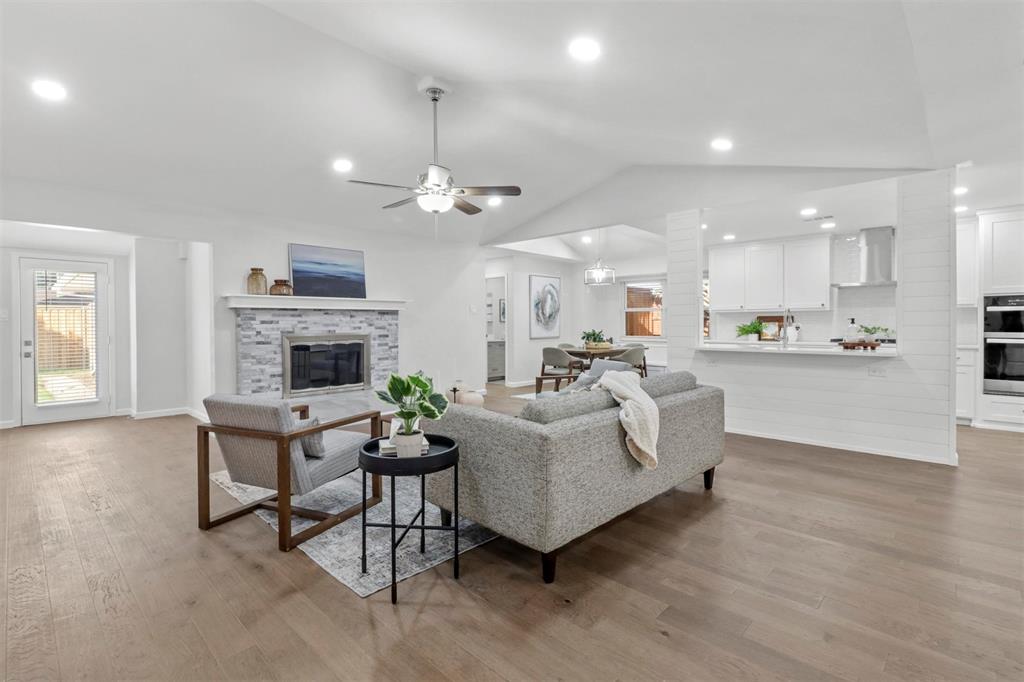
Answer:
[{"left": 19, "top": 257, "right": 112, "bottom": 425}]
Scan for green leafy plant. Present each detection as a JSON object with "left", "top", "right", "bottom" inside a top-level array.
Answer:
[
  {"left": 735, "top": 320, "right": 766, "bottom": 337},
  {"left": 858, "top": 324, "right": 892, "bottom": 336},
  {"left": 581, "top": 329, "right": 607, "bottom": 343},
  {"left": 375, "top": 371, "right": 449, "bottom": 436}
]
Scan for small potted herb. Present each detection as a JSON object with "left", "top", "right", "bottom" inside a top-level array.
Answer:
[
  {"left": 858, "top": 325, "right": 892, "bottom": 343},
  {"left": 375, "top": 372, "right": 449, "bottom": 457},
  {"left": 581, "top": 329, "right": 612, "bottom": 350},
  {"left": 735, "top": 320, "right": 766, "bottom": 342}
]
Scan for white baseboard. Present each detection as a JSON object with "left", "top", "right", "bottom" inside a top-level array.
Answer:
[
  {"left": 186, "top": 407, "right": 208, "bottom": 422},
  {"left": 972, "top": 419, "right": 1024, "bottom": 433},
  {"left": 0, "top": 420, "right": 17, "bottom": 430},
  {"left": 131, "top": 407, "right": 192, "bottom": 420},
  {"left": 114, "top": 408, "right": 134, "bottom": 417},
  {"left": 504, "top": 379, "right": 535, "bottom": 388},
  {"left": 725, "top": 427, "right": 958, "bottom": 467}
]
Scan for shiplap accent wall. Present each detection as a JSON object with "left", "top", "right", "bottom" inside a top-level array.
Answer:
[{"left": 666, "top": 170, "right": 957, "bottom": 465}]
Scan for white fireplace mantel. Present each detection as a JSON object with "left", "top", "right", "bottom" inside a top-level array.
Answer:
[{"left": 223, "top": 294, "right": 407, "bottom": 311}]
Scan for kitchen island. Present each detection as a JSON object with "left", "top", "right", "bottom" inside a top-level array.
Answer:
[{"left": 698, "top": 341, "right": 899, "bottom": 357}]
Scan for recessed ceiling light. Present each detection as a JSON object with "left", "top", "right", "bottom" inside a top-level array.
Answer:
[
  {"left": 723, "top": 234, "right": 736, "bottom": 241},
  {"left": 710, "top": 138, "right": 733, "bottom": 151},
  {"left": 820, "top": 222, "right": 836, "bottom": 229},
  {"left": 954, "top": 205, "right": 969, "bottom": 213},
  {"left": 953, "top": 186, "right": 968, "bottom": 196},
  {"left": 332, "top": 158, "right": 353, "bottom": 173},
  {"left": 581, "top": 235, "right": 593, "bottom": 244},
  {"left": 31, "top": 79, "right": 67, "bottom": 101},
  {"left": 800, "top": 207, "right": 817, "bottom": 217},
  {"left": 701, "top": 223, "right": 708, "bottom": 230},
  {"left": 487, "top": 197, "right": 502, "bottom": 207},
  {"left": 568, "top": 37, "right": 601, "bottom": 62}
]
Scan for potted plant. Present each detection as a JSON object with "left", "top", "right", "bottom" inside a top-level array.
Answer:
[
  {"left": 735, "top": 320, "right": 766, "bottom": 342},
  {"left": 858, "top": 325, "right": 892, "bottom": 343},
  {"left": 581, "top": 329, "right": 612, "bottom": 350},
  {"left": 375, "top": 372, "right": 449, "bottom": 457}
]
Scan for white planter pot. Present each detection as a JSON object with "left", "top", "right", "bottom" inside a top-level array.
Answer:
[
  {"left": 743, "top": 334, "right": 760, "bottom": 343},
  {"left": 393, "top": 431, "right": 423, "bottom": 458}
]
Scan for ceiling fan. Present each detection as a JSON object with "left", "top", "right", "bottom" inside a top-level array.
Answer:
[{"left": 348, "top": 87, "right": 522, "bottom": 215}]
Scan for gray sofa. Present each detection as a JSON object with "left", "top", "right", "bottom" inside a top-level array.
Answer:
[{"left": 423, "top": 371, "right": 724, "bottom": 582}]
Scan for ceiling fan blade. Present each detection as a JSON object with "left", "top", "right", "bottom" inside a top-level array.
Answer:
[
  {"left": 453, "top": 186, "right": 522, "bottom": 197},
  {"left": 348, "top": 179, "right": 419, "bottom": 191},
  {"left": 453, "top": 197, "right": 482, "bottom": 215},
  {"left": 382, "top": 196, "right": 417, "bottom": 210}
]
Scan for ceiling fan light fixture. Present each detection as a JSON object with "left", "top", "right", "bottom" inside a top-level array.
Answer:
[
  {"left": 584, "top": 259, "right": 616, "bottom": 286},
  {"left": 417, "top": 193, "right": 454, "bottom": 214},
  {"left": 487, "top": 197, "right": 502, "bottom": 207}
]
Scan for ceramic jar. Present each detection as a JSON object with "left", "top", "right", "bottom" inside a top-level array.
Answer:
[
  {"left": 246, "top": 267, "right": 268, "bottom": 295},
  {"left": 269, "top": 279, "right": 293, "bottom": 296}
]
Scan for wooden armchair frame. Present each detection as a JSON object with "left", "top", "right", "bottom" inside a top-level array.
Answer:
[{"left": 197, "top": 405, "right": 383, "bottom": 552}]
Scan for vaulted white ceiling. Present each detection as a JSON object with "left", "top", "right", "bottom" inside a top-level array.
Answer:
[{"left": 2, "top": 1, "right": 1020, "bottom": 245}]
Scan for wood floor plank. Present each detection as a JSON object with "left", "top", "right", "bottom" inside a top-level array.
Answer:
[{"left": 1, "top": 390, "right": 1021, "bottom": 681}]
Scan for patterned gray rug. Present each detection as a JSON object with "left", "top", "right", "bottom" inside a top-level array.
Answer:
[{"left": 211, "top": 470, "right": 496, "bottom": 597}]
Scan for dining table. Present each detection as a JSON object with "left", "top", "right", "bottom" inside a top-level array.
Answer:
[{"left": 563, "top": 345, "right": 646, "bottom": 361}]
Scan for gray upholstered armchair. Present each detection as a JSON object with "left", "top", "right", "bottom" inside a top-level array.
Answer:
[
  {"left": 198, "top": 394, "right": 382, "bottom": 551},
  {"left": 610, "top": 346, "right": 647, "bottom": 376},
  {"left": 540, "top": 347, "right": 585, "bottom": 391}
]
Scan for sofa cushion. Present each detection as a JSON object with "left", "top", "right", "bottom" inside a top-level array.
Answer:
[
  {"left": 640, "top": 371, "right": 697, "bottom": 398},
  {"left": 520, "top": 370, "right": 699, "bottom": 424}
]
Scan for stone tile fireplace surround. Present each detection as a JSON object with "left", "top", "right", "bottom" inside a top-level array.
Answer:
[{"left": 233, "top": 307, "right": 399, "bottom": 396}]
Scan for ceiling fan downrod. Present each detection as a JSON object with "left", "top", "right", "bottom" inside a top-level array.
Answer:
[{"left": 426, "top": 87, "right": 444, "bottom": 166}]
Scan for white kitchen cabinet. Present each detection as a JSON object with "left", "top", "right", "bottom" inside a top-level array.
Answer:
[
  {"left": 978, "top": 394, "right": 1024, "bottom": 426},
  {"left": 743, "top": 243, "right": 785, "bottom": 311},
  {"left": 980, "top": 207, "right": 1024, "bottom": 294},
  {"left": 784, "top": 236, "right": 831, "bottom": 311},
  {"left": 956, "top": 219, "right": 979, "bottom": 306},
  {"left": 955, "top": 348, "right": 976, "bottom": 420},
  {"left": 708, "top": 246, "right": 746, "bottom": 311}
]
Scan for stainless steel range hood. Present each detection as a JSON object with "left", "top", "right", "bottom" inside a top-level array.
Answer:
[{"left": 831, "top": 226, "right": 896, "bottom": 288}]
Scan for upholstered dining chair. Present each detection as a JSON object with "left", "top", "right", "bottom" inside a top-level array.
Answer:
[
  {"left": 610, "top": 346, "right": 647, "bottom": 376},
  {"left": 540, "top": 347, "right": 585, "bottom": 391},
  {"left": 557, "top": 343, "right": 576, "bottom": 349},
  {"left": 198, "top": 394, "right": 382, "bottom": 552}
]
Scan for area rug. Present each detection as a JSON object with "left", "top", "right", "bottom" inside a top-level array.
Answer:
[{"left": 211, "top": 470, "right": 496, "bottom": 597}]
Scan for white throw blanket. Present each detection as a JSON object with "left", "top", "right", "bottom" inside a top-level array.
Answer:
[{"left": 596, "top": 370, "right": 659, "bottom": 470}]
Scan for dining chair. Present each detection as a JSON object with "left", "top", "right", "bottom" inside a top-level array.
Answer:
[
  {"left": 609, "top": 346, "right": 647, "bottom": 377},
  {"left": 198, "top": 395, "right": 383, "bottom": 551},
  {"left": 540, "top": 347, "right": 585, "bottom": 391},
  {"left": 557, "top": 343, "right": 576, "bottom": 349}
]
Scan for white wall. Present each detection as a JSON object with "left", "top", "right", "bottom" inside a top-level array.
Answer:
[
  {"left": 186, "top": 241, "right": 215, "bottom": 419},
  {"left": 1, "top": 180, "right": 488, "bottom": 400},
  {"left": 667, "top": 170, "right": 957, "bottom": 465},
  {"left": 0, "top": 222, "right": 133, "bottom": 425},
  {"left": 485, "top": 254, "right": 581, "bottom": 386},
  {"left": 130, "top": 237, "right": 188, "bottom": 416}
]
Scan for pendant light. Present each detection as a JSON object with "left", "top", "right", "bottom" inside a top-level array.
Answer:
[{"left": 584, "top": 229, "right": 616, "bottom": 286}]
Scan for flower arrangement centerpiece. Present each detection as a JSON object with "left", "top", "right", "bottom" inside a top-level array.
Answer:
[
  {"left": 581, "top": 329, "right": 612, "bottom": 350},
  {"left": 375, "top": 372, "right": 449, "bottom": 457}
]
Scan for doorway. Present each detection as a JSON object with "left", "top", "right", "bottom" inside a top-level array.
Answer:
[
  {"left": 486, "top": 275, "right": 507, "bottom": 382},
  {"left": 18, "top": 256, "right": 113, "bottom": 425}
]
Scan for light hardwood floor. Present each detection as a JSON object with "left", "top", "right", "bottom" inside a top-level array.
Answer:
[{"left": 2, "top": 386, "right": 1022, "bottom": 681}]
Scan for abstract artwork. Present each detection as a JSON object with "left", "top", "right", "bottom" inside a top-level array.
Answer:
[
  {"left": 289, "top": 243, "right": 367, "bottom": 298},
  {"left": 529, "top": 274, "right": 561, "bottom": 339}
]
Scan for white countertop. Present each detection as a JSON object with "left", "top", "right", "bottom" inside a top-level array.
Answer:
[{"left": 698, "top": 341, "right": 899, "bottom": 357}]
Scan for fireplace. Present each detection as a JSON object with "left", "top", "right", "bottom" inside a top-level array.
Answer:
[{"left": 282, "top": 333, "right": 370, "bottom": 397}]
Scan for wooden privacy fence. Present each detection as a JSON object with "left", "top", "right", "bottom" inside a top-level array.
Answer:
[{"left": 35, "top": 305, "right": 95, "bottom": 371}]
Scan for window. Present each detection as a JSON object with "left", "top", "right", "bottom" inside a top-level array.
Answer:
[{"left": 624, "top": 281, "right": 664, "bottom": 337}]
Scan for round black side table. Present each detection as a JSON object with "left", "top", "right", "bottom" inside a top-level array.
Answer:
[{"left": 358, "top": 434, "right": 459, "bottom": 604}]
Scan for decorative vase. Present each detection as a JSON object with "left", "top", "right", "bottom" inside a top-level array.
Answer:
[
  {"left": 744, "top": 334, "right": 759, "bottom": 342},
  {"left": 246, "top": 268, "right": 268, "bottom": 295},
  {"left": 585, "top": 341, "right": 612, "bottom": 350},
  {"left": 393, "top": 431, "right": 423, "bottom": 458},
  {"left": 269, "top": 279, "right": 293, "bottom": 296}
]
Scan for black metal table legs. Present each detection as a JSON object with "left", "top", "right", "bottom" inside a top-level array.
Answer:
[{"left": 360, "top": 465, "right": 460, "bottom": 604}]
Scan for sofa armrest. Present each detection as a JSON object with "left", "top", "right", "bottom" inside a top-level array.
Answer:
[{"left": 423, "top": 406, "right": 553, "bottom": 549}]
